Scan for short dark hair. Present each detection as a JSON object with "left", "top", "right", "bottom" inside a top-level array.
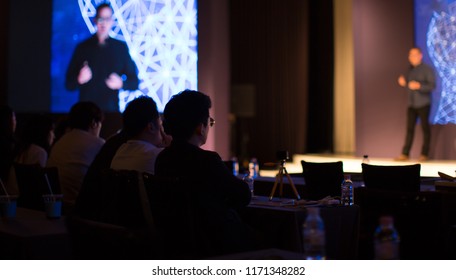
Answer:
[
  {"left": 163, "top": 89, "right": 211, "bottom": 140},
  {"left": 95, "top": 3, "right": 113, "bottom": 19},
  {"left": 122, "top": 96, "right": 160, "bottom": 138},
  {"left": 68, "top": 101, "right": 104, "bottom": 130},
  {"left": 17, "top": 114, "right": 54, "bottom": 154}
]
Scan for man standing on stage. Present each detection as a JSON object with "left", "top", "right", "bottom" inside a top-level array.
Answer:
[
  {"left": 65, "top": 3, "right": 139, "bottom": 112},
  {"left": 395, "top": 47, "right": 435, "bottom": 162}
]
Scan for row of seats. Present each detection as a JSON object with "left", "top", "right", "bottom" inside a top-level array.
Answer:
[
  {"left": 12, "top": 159, "right": 424, "bottom": 213},
  {"left": 15, "top": 160, "right": 450, "bottom": 259},
  {"left": 301, "top": 161, "right": 421, "bottom": 199},
  {"left": 68, "top": 169, "right": 199, "bottom": 260}
]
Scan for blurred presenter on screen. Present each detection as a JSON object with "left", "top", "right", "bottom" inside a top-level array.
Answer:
[{"left": 65, "top": 3, "right": 139, "bottom": 112}]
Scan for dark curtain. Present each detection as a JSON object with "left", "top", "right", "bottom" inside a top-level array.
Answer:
[
  {"left": 306, "top": 0, "right": 334, "bottom": 153},
  {"left": 0, "top": 0, "right": 9, "bottom": 105},
  {"left": 230, "top": 0, "right": 311, "bottom": 164}
]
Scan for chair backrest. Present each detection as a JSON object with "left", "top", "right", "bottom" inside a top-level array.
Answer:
[
  {"left": 68, "top": 169, "right": 161, "bottom": 259},
  {"left": 361, "top": 163, "right": 421, "bottom": 192},
  {"left": 301, "top": 160, "right": 344, "bottom": 200},
  {"left": 14, "top": 163, "right": 61, "bottom": 210},
  {"left": 98, "top": 169, "right": 151, "bottom": 229},
  {"left": 143, "top": 173, "right": 202, "bottom": 259}
]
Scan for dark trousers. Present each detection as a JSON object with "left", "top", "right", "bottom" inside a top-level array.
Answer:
[{"left": 402, "top": 105, "right": 431, "bottom": 156}]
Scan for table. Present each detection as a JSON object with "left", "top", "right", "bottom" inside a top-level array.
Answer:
[
  {"left": 253, "top": 174, "right": 436, "bottom": 198},
  {"left": 240, "top": 196, "right": 360, "bottom": 260},
  {"left": 0, "top": 208, "right": 71, "bottom": 259},
  {"left": 435, "top": 180, "right": 456, "bottom": 192}
]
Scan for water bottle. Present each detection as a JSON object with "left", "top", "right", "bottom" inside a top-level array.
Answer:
[
  {"left": 302, "top": 207, "right": 326, "bottom": 260},
  {"left": 231, "top": 157, "right": 239, "bottom": 176},
  {"left": 249, "top": 158, "right": 259, "bottom": 178},
  {"left": 341, "top": 174, "right": 354, "bottom": 206},
  {"left": 374, "top": 215, "right": 400, "bottom": 260},
  {"left": 243, "top": 174, "right": 254, "bottom": 197}
]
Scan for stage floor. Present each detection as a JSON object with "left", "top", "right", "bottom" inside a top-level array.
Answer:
[{"left": 260, "top": 153, "right": 456, "bottom": 178}]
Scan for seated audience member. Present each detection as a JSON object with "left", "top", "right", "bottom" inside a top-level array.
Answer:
[
  {"left": 0, "top": 105, "right": 16, "bottom": 186},
  {"left": 74, "top": 130, "right": 128, "bottom": 220},
  {"left": 14, "top": 114, "right": 55, "bottom": 167},
  {"left": 47, "top": 102, "right": 105, "bottom": 208},
  {"left": 155, "top": 89, "right": 252, "bottom": 258},
  {"left": 111, "top": 96, "right": 170, "bottom": 174},
  {"left": 75, "top": 97, "right": 170, "bottom": 220},
  {"left": 5, "top": 115, "right": 55, "bottom": 195}
]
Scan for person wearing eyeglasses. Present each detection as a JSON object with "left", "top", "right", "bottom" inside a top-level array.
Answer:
[
  {"left": 65, "top": 3, "right": 139, "bottom": 112},
  {"left": 154, "top": 89, "right": 254, "bottom": 259}
]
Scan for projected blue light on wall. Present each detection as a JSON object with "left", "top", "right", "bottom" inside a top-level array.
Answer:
[
  {"left": 427, "top": 2, "right": 456, "bottom": 124},
  {"left": 415, "top": 0, "right": 456, "bottom": 124},
  {"left": 51, "top": 0, "right": 198, "bottom": 113}
]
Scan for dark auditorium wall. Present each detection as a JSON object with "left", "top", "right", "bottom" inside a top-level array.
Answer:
[
  {"left": 353, "top": 0, "right": 416, "bottom": 158},
  {"left": 7, "top": 0, "right": 52, "bottom": 112},
  {"left": 0, "top": 0, "right": 9, "bottom": 105}
]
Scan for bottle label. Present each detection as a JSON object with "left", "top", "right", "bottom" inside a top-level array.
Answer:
[
  {"left": 233, "top": 161, "right": 239, "bottom": 176},
  {"left": 341, "top": 182, "right": 354, "bottom": 206},
  {"left": 303, "top": 229, "right": 326, "bottom": 260},
  {"left": 249, "top": 162, "right": 259, "bottom": 178}
]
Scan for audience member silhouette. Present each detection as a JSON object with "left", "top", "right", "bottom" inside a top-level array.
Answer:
[
  {"left": 47, "top": 101, "right": 105, "bottom": 210},
  {"left": 5, "top": 114, "right": 55, "bottom": 196},
  {"left": 14, "top": 114, "right": 55, "bottom": 167},
  {"left": 111, "top": 96, "right": 170, "bottom": 173},
  {"left": 155, "top": 89, "right": 252, "bottom": 258},
  {"left": 74, "top": 96, "right": 171, "bottom": 220}
]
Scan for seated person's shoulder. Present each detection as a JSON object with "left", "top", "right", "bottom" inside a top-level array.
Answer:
[{"left": 198, "top": 149, "right": 223, "bottom": 162}]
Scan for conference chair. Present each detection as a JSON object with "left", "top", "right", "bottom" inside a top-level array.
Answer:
[
  {"left": 68, "top": 169, "right": 161, "bottom": 259},
  {"left": 361, "top": 163, "right": 421, "bottom": 192},
  {"left": 357, "top": 163, "right": 448, "bottom": 259},
  {"left": 300, "top": 160, "right": 344, "bottom": 200},
  {"left": 143, "top": 173, "right": 201, "bottom": 259}
]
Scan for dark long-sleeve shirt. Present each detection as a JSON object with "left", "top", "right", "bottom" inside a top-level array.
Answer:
[
  {"left": 405, "top": 63, "right": 435, "bottom": 108},
  {"left": 65, "top": 35, "right": 139, "bottom": 112},
  {"left": 154, "top": 140, "right": 252, "bottom": 257}
]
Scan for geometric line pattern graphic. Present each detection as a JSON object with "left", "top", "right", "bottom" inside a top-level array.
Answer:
[
  {"left": 427, "top": 3, "right": 456, "bottom": 124},
  {"left": 78, "top": 0, "right": 198, "bottom": 112}
]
